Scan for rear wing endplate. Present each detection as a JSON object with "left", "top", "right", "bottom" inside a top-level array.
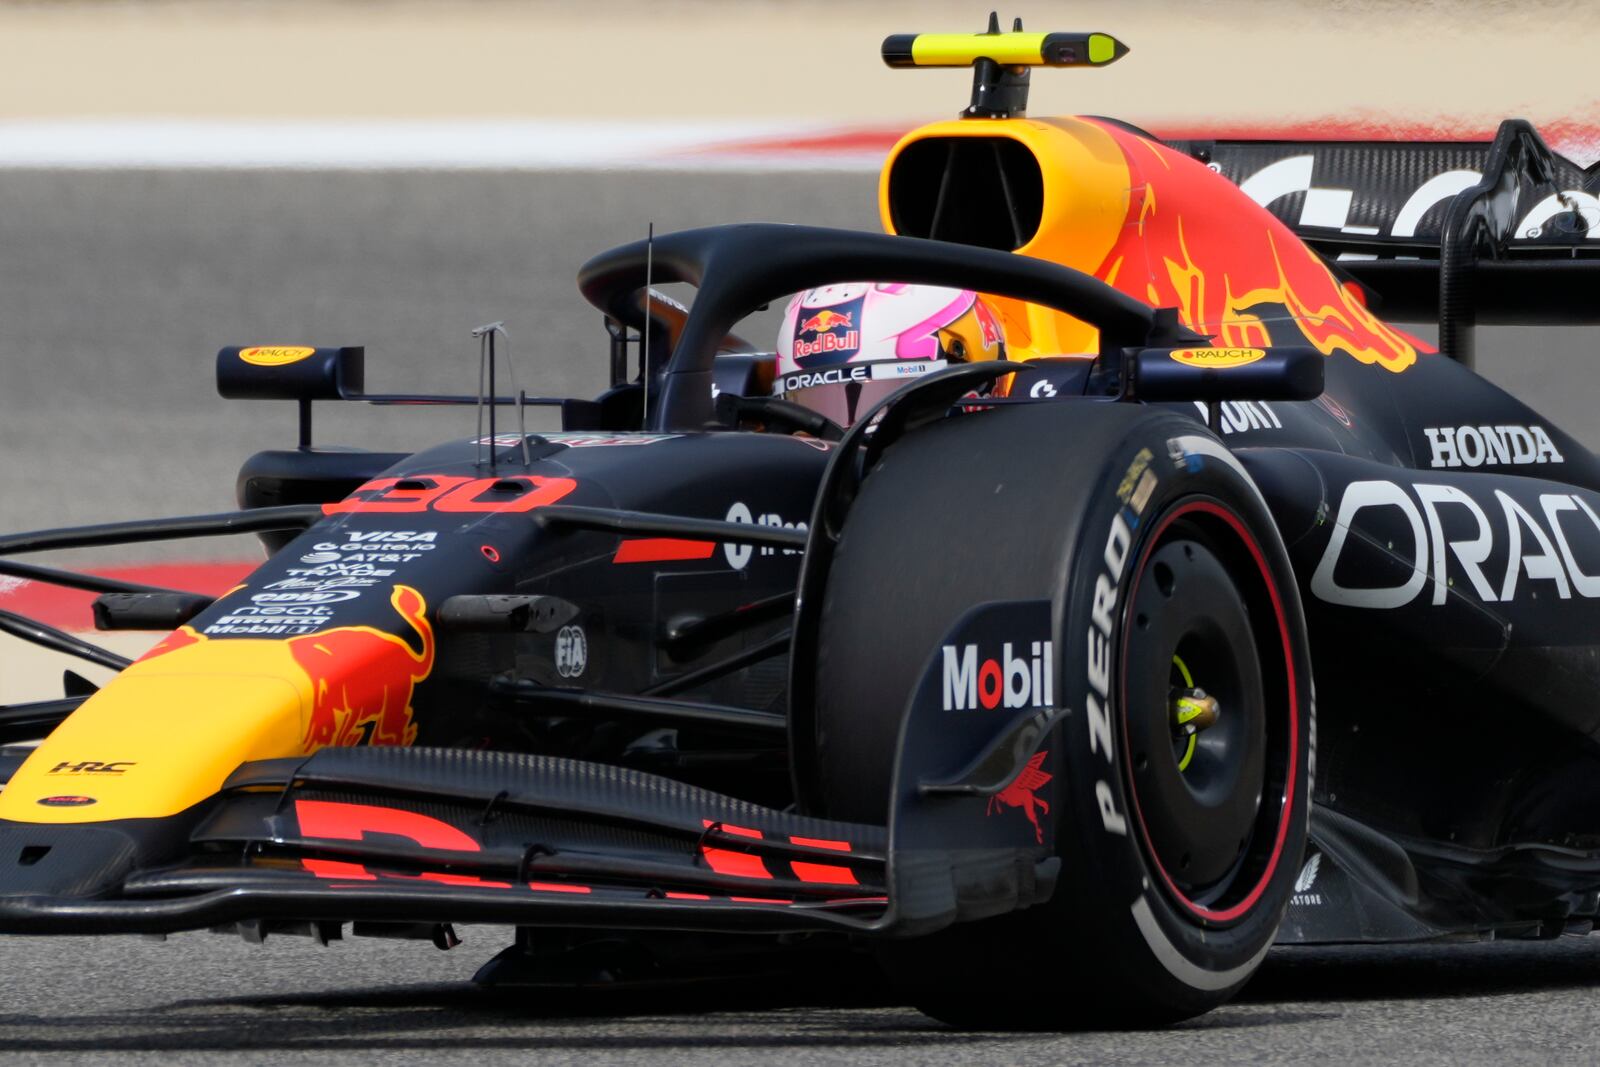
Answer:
[{"left": 1172, "top": 120, "right": 1600, "bottom": 363}]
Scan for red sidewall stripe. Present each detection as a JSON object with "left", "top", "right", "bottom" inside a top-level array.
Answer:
[{"left": 1119, "top": 500, "right": 1299, "bottom": 925}]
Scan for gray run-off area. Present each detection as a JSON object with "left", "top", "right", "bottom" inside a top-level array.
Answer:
[{"left": 1, "top": 170, "right": 1596, "bottom": 551}]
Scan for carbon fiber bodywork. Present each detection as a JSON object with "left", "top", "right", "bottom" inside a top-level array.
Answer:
[{"left": 5, "top": 113, "right": 1600, "bottom": 969}]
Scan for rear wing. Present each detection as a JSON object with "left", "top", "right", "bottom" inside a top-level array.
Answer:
[{"left": 1169, "top": 120, "right": 1600, "bottom": 365}]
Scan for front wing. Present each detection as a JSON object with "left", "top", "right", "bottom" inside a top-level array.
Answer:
[{"left": 0, "top": 745, "right": 1056, "bottom": 939}]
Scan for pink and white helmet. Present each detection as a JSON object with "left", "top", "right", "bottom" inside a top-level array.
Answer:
[{"left": 774, "top": 283, "right": 1005, "bottom": 428}]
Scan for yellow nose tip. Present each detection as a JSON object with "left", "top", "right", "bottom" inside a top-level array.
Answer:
[{"left": 0, "top": 645, "right": 311, "bottom": 824}]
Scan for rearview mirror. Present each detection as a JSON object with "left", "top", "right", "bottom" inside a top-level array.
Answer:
[
  {"left": 216, "top": 345, "right": 364, "bottom": 401},
  {"left": 1131, "top": 345, "right": 1322, "bottom": 402}
]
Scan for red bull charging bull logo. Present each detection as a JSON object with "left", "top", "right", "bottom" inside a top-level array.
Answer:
[
  {"left": 793, "top": 305, "right": 862, "bottom": 362},
  {"left": 289, "top": 585, "right": 434, "bottom": 750},
  {"left": 798, "top": 308, "right": 854, "bottom": 335},
  {"left": 1087, "top": 120, "right": 1423, "bottom": 373},
  {"left": 138, "top": 585, "right": 435, "bottom": 753}
]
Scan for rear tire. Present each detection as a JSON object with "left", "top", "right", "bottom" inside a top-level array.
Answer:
[{"left": 806, "top": 402, "right": 1311, "bottom": 1029}]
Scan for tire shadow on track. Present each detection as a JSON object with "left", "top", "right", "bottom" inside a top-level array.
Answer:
[
  {"left": 8, "top": 940, "right": 1593, "bottom": 1053},
  {"left": 0, "top": 978, "right": 1332, "bottom": 1054},
  {"left": 0, "top": 990, "right": 1009, "bottom": 1054},
  {"left": 227, "top": 969, "right": 903, "bottom": 1020}
]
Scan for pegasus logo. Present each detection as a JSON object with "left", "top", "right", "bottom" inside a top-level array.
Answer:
[{"left": 986, "top": 751, "right": 1053, "bottom": 844}]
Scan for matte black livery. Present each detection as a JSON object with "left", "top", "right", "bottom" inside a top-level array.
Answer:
[{"left": 4, "top": 26, "right": 1600, "bottom": 1028}]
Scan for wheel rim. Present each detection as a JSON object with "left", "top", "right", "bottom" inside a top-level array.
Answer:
[{"left": 1119, "top": 498, "right": 1300, "bottom": 925}]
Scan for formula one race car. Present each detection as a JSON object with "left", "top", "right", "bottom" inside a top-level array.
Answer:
[{"left": 4, "top": 21, "right": 1600, "bottom": 1029}]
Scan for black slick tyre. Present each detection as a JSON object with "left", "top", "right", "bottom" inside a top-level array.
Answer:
[{"left": 805, "top": 401, "right": 1312, "bottom": 1029}]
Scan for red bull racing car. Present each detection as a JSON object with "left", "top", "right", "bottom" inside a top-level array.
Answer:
[{"left": 4, "top": 21, "right": 1600, "bottom": 1029}]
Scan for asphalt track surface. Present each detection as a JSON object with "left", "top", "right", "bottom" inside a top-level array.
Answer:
[
  {"left": 4, "top": 932, "right": 1600, "bottom": 1065},
  {"left": 6, "top": 170, "right": 1600, "bottom": 1062}
]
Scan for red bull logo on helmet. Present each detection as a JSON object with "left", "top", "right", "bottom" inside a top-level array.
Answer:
[
  {"left": 793, "top": 328, "right": 862, "bottom": 361},
  {"left": 798, "top": 309, "right": 853, "bottom": 334},
  {"left": 790, "top": 294, "right": 866, "bottom": 366}
]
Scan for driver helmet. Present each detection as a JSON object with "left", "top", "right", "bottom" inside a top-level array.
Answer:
[{"left": 773, "top": 283, "right": 1006, "bottom": 428}]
